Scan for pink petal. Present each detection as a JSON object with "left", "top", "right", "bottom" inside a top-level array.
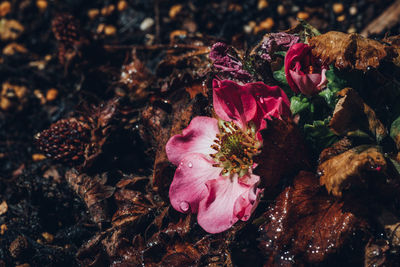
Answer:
[
  {"left": 213, "top": 79, "right": 257, "bottom": 127},
  {"left": 290, "top": 70, "right": 322, "bottom": 96},
  {"left": 197, "top": 175, "right": 257, "bottom": 233},
  {"left": 166, "top": 116, "right": 219, "bottom": 166},
  {"left": 249, "top": 83, "right": 291, "bottom": 130},
  {"left": 317, "top": 68, "right": 328, "bottom": 89},
  {"left": 169, "top": 153, "right": 223, "bottom": 214},
  {"left": 285, "top": 43, "right": 311, "bottom": 93}
]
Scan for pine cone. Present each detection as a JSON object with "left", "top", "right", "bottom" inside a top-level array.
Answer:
[
  {"left": 35, "top": 117, "right": 91, "bottom": 164},
  {"left": 51, "top": 13, "right": 80, "bottom": 45}
]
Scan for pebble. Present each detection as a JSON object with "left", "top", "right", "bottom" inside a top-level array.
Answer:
[
  {"left": 169, "top": 4, "right": 182, "bottom": 19},
  {"left": 258, "top": 0, "right": 268, "bottom": 10},
  {"left": 243, "top": 21, "right": 256, "bottom": 34},
  {"left": 117, "top": 0, "right": 128, "bottom": 11},
  {"left": 104, "top": 25, "right": 117, "bottom": 35},
  {"left": 101, "top": 4, "right": 115, "bottom": 16},
  {"left": 88, "top": 9, "right": 99, "bottom": 20},
  {"left": 140, "top": 17, "right": 154, "bottom": 31},
  {"left": 34, "top": 89, "right": 46, "bottom": 104},
  {"left": 0, "top": 200, "right": 7, "bottom": 215},
  {"left": 255, "top": 17, "right": 274, "bottom": 33},
  {"left": 277, "top": 5, "right": 286, "bottom": 16},
  {"left": 46, "top": 88, "right": 58, "bottom": 101},
  {"left": 0, "top": 224, "right": 7, "bottom": 235},
  {"left": 347, "top": 26, "right": 356, "bottom": 33},
  {"left": 41, "top": 232, "right": 54, "bottom": 243},
  {"left": 349, "top": 6, "right": 357, "bottom": 15},
  {"left": 297, "top": 11, "right": 309, "bottom": 20},
  {"left": 0, "top": 1, "right": 11, "bottom": 17},
  {"left": 32, "top": 153, "right": 46, "bottom": 161},
  {"left": 96, "top": 23, "right": 105, "bottom": 34},
  {"left": 332, "top": 3, "right": 344, "bottom": 14},
  {"left": 36, "top": 0, "right": 47, "bottom": 11},
  {"left": 337, "top": 14, "right": 345, "bottom": 22}
]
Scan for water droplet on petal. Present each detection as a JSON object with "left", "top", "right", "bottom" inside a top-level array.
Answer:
[
  {"left": 180, "top": 201, "right": 189, "bottom": 212},
  {"left": 187, "top": 162, "right": 193, "bottom": 168}
]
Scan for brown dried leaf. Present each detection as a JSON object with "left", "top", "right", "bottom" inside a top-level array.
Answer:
[
  {"left": 383, "top": 35, "right": 400, "bottom": 66},
  {"left": 309, "top": 31, "right": 397, "bottom": 71},
  {"left": 254, "top": 117, "right": 310, "bottom": 189},
  {"left": 259, "top": 171, "right": 368, "bottom": 265},
  {"left": 65, "top": 169, "right": 115, "bottom": 228},
  {"left": 0, "top": 18, "right": 24, "bottom": 41},
  {"left": 364, "top": 239, "right": 389, "bottom": 267},
  {"left": 319, "top": 137, "right": 353, "bottom": 164},
  {"left": 111, "top": 188, "right": 155, "bottom": 227},
  {"left": 318, "top": 145, "right": 386, "bottom": 197},
  {"left": 329, "top": 88, "right": 387, "bottom": 142},
  {"left": 119, "top": 50, "right": 154, "bottom": 101}
]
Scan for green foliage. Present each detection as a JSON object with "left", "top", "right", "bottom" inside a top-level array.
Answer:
[
  {"left": 304, "top": 119, "right": 339, "bottom": 154},
  {"left": 390, "top": 115, "right": 400, "bottom": 143}
]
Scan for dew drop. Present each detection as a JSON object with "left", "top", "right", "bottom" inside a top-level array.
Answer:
[
  {"left": 180, "top": 201, "right": 189, "bottom": 212},
  {"left": 187, "top": 162, "right": 193, "bottom": 168}
]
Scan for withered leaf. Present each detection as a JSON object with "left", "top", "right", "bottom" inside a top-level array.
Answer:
[
  {"left": 259, "top": 171, "right": 368, "bottom": 265},
  {"left": 309, "top": 31, "right": 397, "bottom": 71},
  {"left": 382, "top": 35, "right": 400, "bottom": 66},
  {"left": 318, "top": 145, "right": 386, "bottom": 197},
  {"left": 112, "top": 189, "right": 156, "bottom": 227},
  {"left": 364, "top": 239, "right": 389, "bottom": 267},
  {"left": 329, "top": 88, "right": 387, "bottom": 142},
  {"left": 254, "top": 117, "right": 310, "bottom": 189},
  {"left": 319, "top": 137, "right": 353, "bottom": 164},
  {"left": 65, "top": 169, "right": 115, "bottom": 228}
]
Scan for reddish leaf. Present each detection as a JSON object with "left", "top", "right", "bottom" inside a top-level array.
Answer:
[
  {"left": 259, "top": 171, "right": 368, "bottom": 265},
  {"left": 254, "top": 117, "right": 310, "bottom": 189}
]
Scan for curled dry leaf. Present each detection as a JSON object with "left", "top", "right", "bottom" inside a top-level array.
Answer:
[
  {"left": 0, "top": 18, "right": 24, "bottom": 41},
  {"left": 119, "top": 50, "right": 154, "bottom": 101},
  {"left": 254, "top": 117, "right": 310, "bottom": 189},
  {"left": 364, "top": 239, "right": 389, "bottom": 267},
  {"left": 259, "top": 171, "right": 368, "bottom": 265},
  {"left": 329, "top": 88, "right": 387, "bottom": 142},
  {"left": 318, "top": 145, "right": 386, "bottom": 197},
  {"left": 382, "top": 35, "right": 400, "bottom": 66},
  {"left": 309, "top": 31, "right": 397, "bottom": 71},
  {"left": 319, "top": 137, "right": 353, "bottom": 164},
  {"left": 65, "top": 169, "right": 115, "bottom": 228}
]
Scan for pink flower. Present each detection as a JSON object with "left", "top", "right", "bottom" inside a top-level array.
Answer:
[
  {"left": 166, "top": 79, "right": 290, "bottom": 233},
  {"left": 285, "top": 43, "right": 328, "bottom": 96}
]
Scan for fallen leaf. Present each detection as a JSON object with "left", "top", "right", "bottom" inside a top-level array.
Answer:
[
  {"left": 382, "top": 35, "right": 400, "bottom": 66},
  {"left": 254, "top": 117, "right": 310, "bottom": 189},
  {"left": 319, "top": 137, "right": 353, "bottom": 164},
  {"left": 309, "top": 31, "right": 397, "bottom": 71},
  {"left": 65, "top": 169, "right": 115, "bottom": 228},
  {"left": 259, "top": 171, "right": 368, "bottom": 265},
  {"left": 329, "top": 87, "right": 387, "bottom": 142},
  {"left": 364, "top": 239, "right": 389, "bottom": 267},
  {"left": 318, "top": 145, "right": 386, "bottom": 197}
]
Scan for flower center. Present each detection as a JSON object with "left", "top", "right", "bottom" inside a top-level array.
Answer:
[{"left": 210, "top": 120, "right": 261, "bottom": 177}]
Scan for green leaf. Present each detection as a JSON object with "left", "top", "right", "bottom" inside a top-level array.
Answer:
[
  {"left": 273, "top": 66, "right": 288, "bottom": 86},
  {"left": 325, "top": 68, "right": 347, "bottom": 94},
  {"left": 390, "top": 115, "right": 400, "bottom": 145},
  {"left": 304, "top": 119, "right": 339, "bottom": 153},
  {"left": 290, "top": 95, "right": 310, "bottom": 115}
]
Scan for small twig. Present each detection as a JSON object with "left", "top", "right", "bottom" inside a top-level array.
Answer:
[
  {"left": 103, "top": 43, "right": 208, "bottom": 51},
  {"left": 154, "top": 0, "right": 160, "bottom": 42},
  {"left": 361, "top": 0, "right": 400, "bottom": 36}
]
